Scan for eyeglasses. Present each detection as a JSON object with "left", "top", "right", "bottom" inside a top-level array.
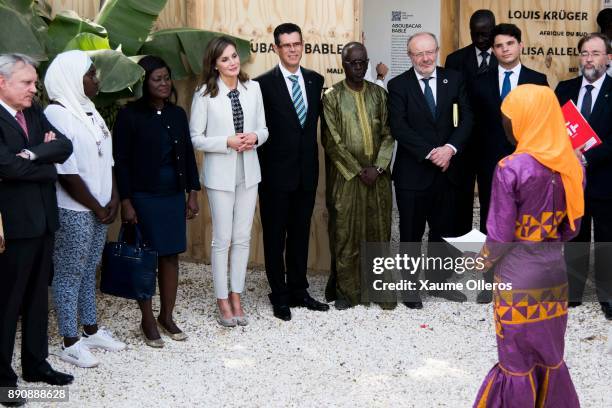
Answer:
[
  {"left": 278, "top": 42, "right": 303, "bottom": 51},
  {"left": 343, "top": 59, "right": 369, "bottom": 67},
  {"left": 410, "top": 49, "right": 438, "bottom": 59},
  {"left": 579, "top": 51, "right": 607, "bottom": 58}
]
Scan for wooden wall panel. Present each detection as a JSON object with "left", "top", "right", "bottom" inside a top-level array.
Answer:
[
  {"left": 458, "top": 1, "right": 602, "bottom": 88},
  {"left": 440, "top": 0, "right": 460, "bottom": 63},
  {"left": 182, "top": 0, "right": 360, "bottom": 271},
  {"left": 46, "top": 0, "right": 100, "bottom": 19}
]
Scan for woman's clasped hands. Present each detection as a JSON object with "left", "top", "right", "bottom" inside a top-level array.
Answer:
[{"left": 227, "top": 132, "right": 258, "bottom": 152}]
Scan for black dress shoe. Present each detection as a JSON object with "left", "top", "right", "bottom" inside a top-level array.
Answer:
[
  {"left": 1, "top": 397, "right": 26, "bottom": 407},
  {"left": 429, "top": 289, "right": 467, "bottom": 302},
  {"left": 477, "top": 290, "right": 493, "bottom": 304},
  {"left": 23, "top": 367, "right": 74, "bottom": 386},
  {"left": 0, "top": 387, "right": 26, "bottom": 408},
  {"left": 290, "top": 295, "right": 330, "bottom": 311},
  {"left": 403, "top": 301, "right": 423, "bottom": 309},
  {"left": 568, "top": 301, "right": 582, "bottom": 308},
  {"left": 601, "top": 302, "right": 612, "bottom": 320},
  {"left": 272, "top": 304, "right": 291, "bottom": 321}
]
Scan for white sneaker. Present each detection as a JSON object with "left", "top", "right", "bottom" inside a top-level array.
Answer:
[
  {"left": 81, "top": 327, "right": 126, "bottom": 352},
  {"left": 58, "top": 339, "right": 99, "bottom": 368}
]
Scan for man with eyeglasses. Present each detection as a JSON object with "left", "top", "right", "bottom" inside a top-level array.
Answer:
[
  {"left": 321, "top": 42, "right": 395, "bottom": 310},
  {"left": 556, "top": 32, "right": 612, "bottom": 320},
  {"left": 388, "top": 32, "right": 473, "bottom": 307},
  {"left": 469, "top": 23, "right": 547, "bottom": 303},
  {"left": 255, "top": 23, "right": 328, "bottom": 321}
]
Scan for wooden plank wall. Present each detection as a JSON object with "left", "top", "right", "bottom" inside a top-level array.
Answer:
[
  {"left": 180, "top": 0, "right": 360, "bottom": 270},
  {"left": 43, "top": 0, "right": 361, "bottom": 272},
  {"left": 39, "top": 0, "right": 610, "bottom": 272},
  {"left": 457, "top": 1, "right": 602, "bottom": 88}
]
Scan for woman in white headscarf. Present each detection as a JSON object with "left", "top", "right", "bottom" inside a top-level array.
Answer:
[{"left": 44, "top": 50, "right": 125, "bottom": 368}]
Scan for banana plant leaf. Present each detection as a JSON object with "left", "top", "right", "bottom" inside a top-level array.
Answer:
[
  {"left": 0, "top": 0, "right": 47, "bottom": 60},
  {"left": 46, "top": 10, "right": 107, "bottom": 56},
  {"left": 87, "top": 49, "right": 144, "bottom": 93},
  {"left": 64, "top": 33, "right": 111, "bottom": 52},
  {"left": 93, "top": 87, "right": 136, "bottom": 108},
  {"left": 140, "top": 28, "right": 251, "bottom": 80},
  {"left": 95, "top": 0, "right": 168, "bottom": 56}
]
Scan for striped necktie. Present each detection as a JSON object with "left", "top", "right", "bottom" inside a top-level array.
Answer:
[{"left": 288, "top": 75, "right": 306, "bottom": 127}]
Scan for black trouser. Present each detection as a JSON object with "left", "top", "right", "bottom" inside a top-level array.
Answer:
[
  {"left": 0, "top": 234, "right": 53, "bottom": 387},
  {"left": 259, "top": 187, "right": 316, "bottom": 306},
  {"left": 565, "top": 196, "right": 612, "bottom": 303},
  {"left": 395, "top": 175, "right": 458, "bottom": 289},
  {"left": 455, "top": 178, "right": 476, "bottom": 236}
]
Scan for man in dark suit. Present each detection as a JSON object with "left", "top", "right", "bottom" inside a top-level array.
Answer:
[
  {"left": 470, "top": 24, "right": 548, "bottom": 303},
  {"left": 388, "top": 32, "right": 473, "bottom": 308},
  {"left": 0, "top": 54, "right": 74, "bottom": 406},
  {"left": 445, "top": 9, "right": 497, "bottom": 236},
  {"left": 556, "top": 33, "right": 612, "bottom": 319},
  {"left": 255, "top": 23, "right": 329, "bottom": 321}
]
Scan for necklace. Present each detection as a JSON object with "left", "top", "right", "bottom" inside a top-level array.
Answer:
[{"left": 88, "top": 113, "right": 110, "bottom": 157}]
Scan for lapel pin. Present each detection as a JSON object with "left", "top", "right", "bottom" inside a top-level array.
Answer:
[{"left": 443, "top": 79, "right": 448, "bottom": 84}]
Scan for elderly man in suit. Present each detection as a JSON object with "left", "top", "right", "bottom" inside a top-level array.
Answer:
[
  {"left": 388, "top": 32, "right": 473, "bottom": 308},
  {"left": 445, "top": 9, "right": 497, "bottom": 236},
  {"left": 255, "top": 23, "right": 329, "bottom": 321},
  {"left": 0, "top": 53, "right": 73, "bottom": 406},
  {"left": 470, "top": 23, "right": 548, "bottom": 303},
  {"left": 556, "top": 33, "right": 612, "bottom": 319}
]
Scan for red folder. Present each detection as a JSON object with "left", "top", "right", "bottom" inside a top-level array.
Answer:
[{"left": 561, "top": 100, "right": 602, "bottom": 152}]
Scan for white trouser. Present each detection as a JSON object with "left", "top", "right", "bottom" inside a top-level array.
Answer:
[{"left": 206, "top": 182, "right": 258, "bottom": 299}]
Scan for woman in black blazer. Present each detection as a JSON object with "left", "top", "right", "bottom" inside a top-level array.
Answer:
[{"left": 113, "top": 56, "right": 200, "bottom": 347}]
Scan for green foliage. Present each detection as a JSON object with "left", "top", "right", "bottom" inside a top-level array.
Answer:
[
  {"left": 95, "top": 0, "right": 167, "bottom": 56},
  {"left": 0, "top": 0, "right": 251, "bottom": 109}
]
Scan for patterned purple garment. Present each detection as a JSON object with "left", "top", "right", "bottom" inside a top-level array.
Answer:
[{"left": 474, "top": 153, "right": 581, "bottom": 408}]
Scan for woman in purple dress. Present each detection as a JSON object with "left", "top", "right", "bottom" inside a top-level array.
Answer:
[{"left": 474, "top": 84, "right": 584, "bottom": 407}]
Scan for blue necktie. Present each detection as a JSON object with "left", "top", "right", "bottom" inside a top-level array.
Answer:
[
  {"left": 500, "top": 71, "right": 512, "bottom": 100},
  {"left": 580, "top": 84, "right": 594, "bottom": 121},
  {"left": 288, "top": 75, "right": 306, "bottom": 127},
  {"left": 421, "top": 77, "right": 436, "bottom": 117}
]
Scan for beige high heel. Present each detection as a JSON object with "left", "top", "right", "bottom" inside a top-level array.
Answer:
[
  {"left": 140, "top": 325, "right": 164, "bottom": 348},
  {"left": 157, "top": 321, "right": 188, "bottom": 341}
]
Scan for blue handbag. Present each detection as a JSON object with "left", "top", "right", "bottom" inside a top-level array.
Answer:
[{"left": 101, "top": 224, "right": 158, "bottom": 300}]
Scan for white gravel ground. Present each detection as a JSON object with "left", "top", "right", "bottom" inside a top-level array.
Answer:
[
  {"left": 9, "top": 262, "right": 610, "bottom": 408},
  {"left": 9, "top": 206, "right": 612, "bottom": 407}
]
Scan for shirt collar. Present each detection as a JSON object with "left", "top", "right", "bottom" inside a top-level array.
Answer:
[
  {"left": 581, "top": 72, "right": 606, "bottom": 90},
  {"left": 217, "top": 77, "right": 246, "bottom": 96},
  {"left": 0, "top": 98, "right": 18, "bottom": 118},
  {"left": 498, "top": 62, "right": 522, "bottom": 76},
  {"left": 415, "top": 67, "right": 437, "bottom": 81},
  {"left": 279, "top": 62, "right": 302, "bottom": 80},
  {"left": 475, "top": 47, "right": 492, "bottom": 58}
]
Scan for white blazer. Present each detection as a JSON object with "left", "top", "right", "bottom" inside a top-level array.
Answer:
[{"left": 190, "top": 79, "right": 268, "bottom": 191}]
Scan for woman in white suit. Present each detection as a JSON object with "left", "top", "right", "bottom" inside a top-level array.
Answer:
[{"left": 190, "top": 36, "right": 268, "bottom": 326}]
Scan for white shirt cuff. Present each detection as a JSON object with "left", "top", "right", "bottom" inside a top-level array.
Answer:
[{"left": 23, "top": 149, "right": 37, "bottom": 160}]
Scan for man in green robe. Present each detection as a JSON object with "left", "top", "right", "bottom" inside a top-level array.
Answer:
[{"left": 322, "top": 42, "right": 395, "bottom": 310}]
